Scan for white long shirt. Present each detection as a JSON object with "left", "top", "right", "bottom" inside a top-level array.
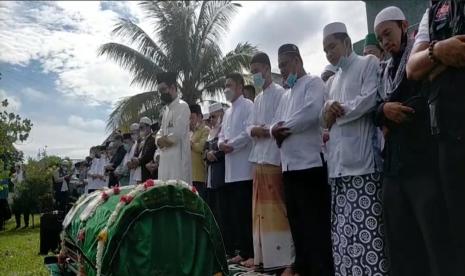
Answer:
[
  {"left": 156, "top": 96, "right": 192, "bottom": 185},
  {"left": 321, "top": 52, "right": 380, "bottom": 178},
  {"left": 247, "top": 82, "right": 285, "bottom": 166},
  {"left": 218, "top": 95, "right": 254, "bottom": 183},
  {"left": 86, "top": 157, "right": 108, "bottom": 192},
  {"left": 272, "top": 74, "right": 326, "bottom": 172}
]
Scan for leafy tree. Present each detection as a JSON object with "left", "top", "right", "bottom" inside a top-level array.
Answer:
[{"left": 99, "top": 1, "right": 256, "bottom": 131}]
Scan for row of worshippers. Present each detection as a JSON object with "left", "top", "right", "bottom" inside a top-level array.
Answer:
[
  {"left": 167, "top": 4, "right": 463, "bottom": 276},
  {"left": 79, "top": 2, "right": 464, "bottom": 275}
]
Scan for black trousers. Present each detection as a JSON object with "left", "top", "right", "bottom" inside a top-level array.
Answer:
[
  {"left": 193, "top": 181, "right": 207, "bottom": 202},
  {"left": 221, "top": 180, "right": 253, "bottom": 259},
  {"left": 438, "top": 138, "right": 465, "bottom": 274},
  {"left": 283, "top": 167, "right": 333, "bottom": 276},
  {"left": 14, "top": 210, "right": 30, "bottom": 227},
  {"left": 383, "top": 170, "right": 459, "bottom": 276},
  {"left": 207, "top": 187, "right": 228, "bottom": 252}
]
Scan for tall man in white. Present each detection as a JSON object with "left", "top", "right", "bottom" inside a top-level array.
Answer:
[
  {"left": 247, "top": 52, "right": 294, "bottom": 274},
  {"left": 271, "top": 44, "right": 333, "bottom": 276},
  {"left": 155, "top": 72, "right": 192, "bottom": 184},
  {"left": 218, "top": 72, "right": 254, "bottom": 265},
  {"left": 321, "top": 22, "right": 388, "bottom": 275}
]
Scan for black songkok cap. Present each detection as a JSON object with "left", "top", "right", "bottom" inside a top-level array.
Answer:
[
  {"left": 156, "top": 72, "right": 177, "bottom": 86},
  {"left": 278, "top": 44, "right": 300, "bottom": 56},
  {"left": 189, "top": 104, "right": 202, "bottom": 115},
  {"left": 250, "top": 52, "right": 271, "bottom": 67}
]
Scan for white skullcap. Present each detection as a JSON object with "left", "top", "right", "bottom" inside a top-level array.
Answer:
[
  {"left": 324, "top": 64, "right": 338, "bottom": 73},
  {"left": 323, "top": 22, "right": 348, "bottom": 39},
  {"left": 139, "top": 116, "right": 152, "bottom": 126},
  {"left": 208, "top": 102, "right": 222, "bottom": 113},
  {"left": 129, "top": 123, "right": 139, "bottom": 131},
  {"left": 374, "top": 6, "right": 406, "bottom": 30}
]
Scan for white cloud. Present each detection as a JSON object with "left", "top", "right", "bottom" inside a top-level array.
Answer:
[
  {"left": 67, "top": 115, "right": 106, "bottom": 131},
  {"left": 0, "top": 1, "right": 144, "bottom": 105},
  {"left": 0, "top": 89, "right": 22, "bottom": 112},
  {"left": 20, "top": 87, "right": 48, "bottom": 101},
  {"left": 14, "top": 119, "right": 107, "bottom": 159}
]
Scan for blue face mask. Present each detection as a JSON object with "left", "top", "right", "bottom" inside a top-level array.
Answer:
[
  {"left": 336, "top": 41, "right": 351, "bottom": 69},
  {"left": 252, "top": 72, "right": 265, "bottom": 88},
  {"left": 286, "top": 73, "right": 298, "bottom": 88}
]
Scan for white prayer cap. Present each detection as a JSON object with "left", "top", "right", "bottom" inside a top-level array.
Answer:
[
  {"left": 324, "top": 64, "right": 338, "bottom": 73},
  {"left": 129, "top": 123, "right": 139, "bottom": 131},
  {"left": 139, "top": 116, "right": 152, "bottom": 126},
  {"left": 323, "top": 22, "right": 348, "bottom": 40},
  {"left": 208, "top": 102, "right": 222, "bottom": 113},
  {"left": 374, "top": 6, "right": 406, "bottom": 30}
]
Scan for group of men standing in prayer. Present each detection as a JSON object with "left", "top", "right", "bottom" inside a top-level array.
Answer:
[{"left": 78, "top": 1, "right": 464, "bottom": 275}]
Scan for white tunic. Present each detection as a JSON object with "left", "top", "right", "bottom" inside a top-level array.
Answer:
[
  {"left": 322, "top": 52, "right": 380, "bottom": 178},
  {"left": 86, "top": 157, "right": 108, "bottom": 192},
  {"left": 272, "top": 74, "right": 326, "bottom": 172},
  {"left": 218, "top": 95, "right": 254, "bottom": 183},
  {"left": 156, "top": 97, "right": 192, "bottom": 184},
  {"left": 247, "top": 82, "right": 285, "bottom": 166}
]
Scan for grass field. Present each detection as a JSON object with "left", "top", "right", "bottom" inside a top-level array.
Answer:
[{"left": 0, "top": 215, "right": 51, "bottom": 276}]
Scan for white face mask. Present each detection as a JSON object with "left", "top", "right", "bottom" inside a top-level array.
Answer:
[
  {"left": 224, "top": 88, "right": 235, "bottom": 102},
  {"left": 336, "top": 40, "right": 351, "bottom": 68}
]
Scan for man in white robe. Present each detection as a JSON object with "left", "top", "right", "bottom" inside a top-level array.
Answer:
[
  {"left": 321, "top": 22, "right": 388, "bottom": 275},
  {"left": 155, "top": 72, "right": 192, "bottom": 185}
]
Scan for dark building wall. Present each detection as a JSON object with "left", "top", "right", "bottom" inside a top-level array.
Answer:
[
  {"left": 354, "top": 0, "right": 430, "bottom": 55},
  {"left": 364, "top": 0, "right": 429, "bottom": 32}
]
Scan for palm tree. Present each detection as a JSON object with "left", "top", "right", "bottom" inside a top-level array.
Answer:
[{"left": 99, "top": 1, "right": 257, "bottom": 131}]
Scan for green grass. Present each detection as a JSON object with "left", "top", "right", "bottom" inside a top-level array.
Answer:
[{"left": 0, "top": 215, "right": 51, "bottom": 276}]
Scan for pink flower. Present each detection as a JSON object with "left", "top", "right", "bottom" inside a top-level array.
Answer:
[
  {"left": 144, "top": 179, "right": 155, "bottom": 189},
  {"left": 191, "top": 186, "right": 198, "bottom": 194},
  {"left": 101, "top": 192, "right": 109, "bottom": 201},
  {"left": 77, "top": 230, "right": 85, "bottom": 242},
  {"left": 120, "top": 195, "right": 133, "bottom": 204}
]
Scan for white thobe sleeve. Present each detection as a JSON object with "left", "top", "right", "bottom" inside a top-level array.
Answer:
[
  {"left": 336, "top": 57, "right": 379, "bottom": 126},
  {"left": 229, "top": 102, "right": 253, "bottom": 150},
  {"left": 283, "top": 77, "right": 325, "bottom": 133},
  {"left": 246, "top": 96, "right": 260, "bottom": 137},
  {"left": 413, "top": 9, "right": 430, "bottom": 48}
]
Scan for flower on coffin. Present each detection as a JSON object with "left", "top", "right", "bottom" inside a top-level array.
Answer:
[
  {"left": 120, "top": 195, "right": 133, "bottom": 204},
  {"left": 97, "top": 229, "right": 108, "bottom": 242},
  {"left": 101, "top": 192, "right": 109, "bottom": 201},
  {"left": 113, "top": 185, "right": 121, "bottom": 195},
  {"left": 191, "top": 186, "right": 197, "bottom": 194},
  {"left": 144, "top": 179, "right": 155, "bottom": 189},
  {"left": 77, "top": 229, "right": 85, "bottom": 242}
]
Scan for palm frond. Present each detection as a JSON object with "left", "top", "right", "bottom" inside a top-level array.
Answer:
[
  {"left": 106, "top": 91, "right": 160, "bottom": 132},
  {"left": 111, "top": 18, "right": 169, "bottom": 68},
  {"left": 98, "top": 42, "right": 163, "bottom": 89}
]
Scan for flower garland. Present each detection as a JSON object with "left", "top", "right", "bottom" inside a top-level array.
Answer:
[{"left": 88, "top": 180, "right": 195, "bottom": 276}]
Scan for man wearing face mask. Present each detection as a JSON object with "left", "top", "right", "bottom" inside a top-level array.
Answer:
[
  {"left": 321, "top": 22, "right": 388, "bottom": 275},
  {"left": 86, "top": 145, "right": 108, "bottom": 193},
  {"left": 126, "top": 123, "right": 142, "bottom": 185},
  {"left": 246, "top": 52, "right": 294, "bottom": 274},
  {"left": 131, "top": 117, "right": 156, "bottom": 183},
  {"left": 218, "top": 72, "right": 254, "bottom": 266},
  {"left": 106, "top": 134, "right": 127, "bottom": 187},
  {"left": 374, "top": 6, "right": 458, "bottom": 276},
  {"left": 114, "top": 133, "right": 133, "bottom": 186},
  {"left": 189, "top": 104, "right": 210, "bottom": 200},
  {"left": 155, "top": 72, "right": 192, "bottom": 184},
  {"left": 270, "top": 44, "right": 332, "bottom": 276}
]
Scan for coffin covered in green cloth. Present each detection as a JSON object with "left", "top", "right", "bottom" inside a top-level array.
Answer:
[{"left": 60, "top": 181, "right": 229, "bottom": 276}]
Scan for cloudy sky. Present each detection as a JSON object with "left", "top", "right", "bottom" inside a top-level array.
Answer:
[{"left": 0, "top": 1, "right": 367, "bottom": 160}]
